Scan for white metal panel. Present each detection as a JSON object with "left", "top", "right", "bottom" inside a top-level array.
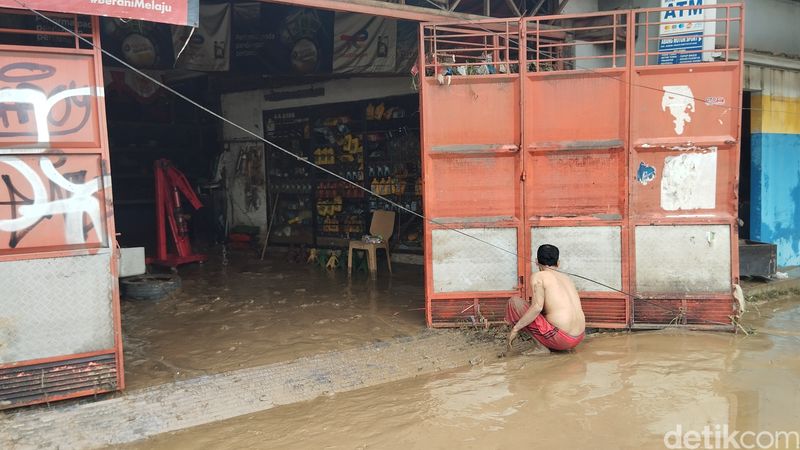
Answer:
[
  {"left": 744, "top": 64, "right": 800, "bottom": 97},
  {"left": 660, "top": 149, "right": 717, "bottom": 211},
  {"left": 119, "top": 247, "right": 146, "bottom": 278},
  {"left": 0, "top": 252, "right": 115, "bottom": 364},
  {"left": 432, "top": 227, "right": 518, "bottom": 293},
  {"left": 635, "top": 225, "right": 731, "bottom": 293},
  {"left": 531, "top": 226, "right": 622, "bottom": 292}
]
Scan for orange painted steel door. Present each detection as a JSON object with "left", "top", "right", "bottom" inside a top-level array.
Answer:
[
  {"left": 421, "top": 4, "right": 743, "bottom": 330},
  {"left": 421, "top": 22, "right": 525, "bottom": 327},
  {"left": 0, "top": 14, "right": 123, "bottom": 409},
  {"left": 628, "top": 4, "right": 743, "bottom": 328},
  {"left": 522, "top": 11, "right": 632, "bottom": 328}
]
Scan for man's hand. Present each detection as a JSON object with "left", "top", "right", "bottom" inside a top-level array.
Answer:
[{"left": 507, "top": 326, "right": 519, "bottom": 348}]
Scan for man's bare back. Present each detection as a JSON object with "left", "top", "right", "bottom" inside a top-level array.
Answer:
[
  {"left": 506, "top": 244, "right": 586, "bottom": 351},
  {"left": 531, "top": 269, "right": 585, "bottom": 337}
]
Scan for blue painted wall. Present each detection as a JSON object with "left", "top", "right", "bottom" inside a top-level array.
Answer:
[{"left": 751, "top": 133, "right": 800, "bottom": 266}]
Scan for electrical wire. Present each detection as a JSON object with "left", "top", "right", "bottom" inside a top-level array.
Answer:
[
  {"left": 414, "top": 0, "right": 746, "bottom": 327},
  {"left": 14, "top": 2, "right": 740, "bottom": 328}
]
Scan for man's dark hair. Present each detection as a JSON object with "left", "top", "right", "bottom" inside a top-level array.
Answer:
[{"left": 537, "top": 244, "right": 559, "bottom": 267}]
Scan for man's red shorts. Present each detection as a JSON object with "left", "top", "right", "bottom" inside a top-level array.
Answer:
[{"left": 506, "top": 300, "right": 584, "bottom": 351}]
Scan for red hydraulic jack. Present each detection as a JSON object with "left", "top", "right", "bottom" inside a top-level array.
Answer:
[{"left": 148, "top": 159, "right": 207, "bottom": 267}]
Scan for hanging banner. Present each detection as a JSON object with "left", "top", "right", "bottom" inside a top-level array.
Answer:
[
  {"left": 232, "top": 3, "right": 333, "bottom": 75},
  {"left": 0, "top": 0, "right": 199, "bottom": 27},
  {"left": 173, "top": 3, "right": 230, "bottom": 71},
  {"left": 333, "top": 13, "right": 396, "bottom": 74},
  {"left": 658, "top": 0, "right": 716, "bottom": 65}
]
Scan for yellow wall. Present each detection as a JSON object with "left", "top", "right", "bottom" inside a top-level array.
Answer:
[{"left": 752, "top": 94, "right": 800, "bottom": 134}]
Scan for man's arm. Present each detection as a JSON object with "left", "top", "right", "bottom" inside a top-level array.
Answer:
[
  {"left": 508, "top": 275, "right": 546, "bottom": 346},
  {"left": 513, "top": 276, "right": 545, "bottom": 331}
]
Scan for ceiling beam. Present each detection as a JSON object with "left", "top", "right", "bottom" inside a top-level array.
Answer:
[
  {"left": 528, "top": 0, "right": 546, "bottom": 16},
  {"left": 504, "top": 0, "right": 521, "bottom": 16},
  {"left": 258, "top": 0, "right": 489, "bottom": 22}
]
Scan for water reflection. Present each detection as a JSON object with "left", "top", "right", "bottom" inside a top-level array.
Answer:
[{"left": 131, "top": 302, "right": 800, "bottom": 450}]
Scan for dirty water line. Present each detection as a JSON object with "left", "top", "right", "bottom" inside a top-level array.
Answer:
[{"left": 0, "top": 332, "right": 508, "bottom": 449}]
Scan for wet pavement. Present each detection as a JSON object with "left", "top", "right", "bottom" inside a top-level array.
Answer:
[{"left": 125, "top": 297, "right": 800, "bottom": 449}]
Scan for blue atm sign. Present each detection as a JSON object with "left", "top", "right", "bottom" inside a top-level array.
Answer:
[{"left": 658, "top": 0, "right": 713, "bottom": 65}]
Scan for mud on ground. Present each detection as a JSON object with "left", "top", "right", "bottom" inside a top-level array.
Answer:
[{"left": 128, "top": 297, "right": 800, "bottom": 449}]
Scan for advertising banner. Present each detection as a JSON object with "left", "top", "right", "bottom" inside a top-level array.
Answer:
[
  {"left": 173, "top": 3, "right": 230, "bottom": 71},
  {"left": 0, "top": 0, "right": 199, "bottom": 27},
  {"left": 333, "top": 13, "right": 396, "bottom": 74}
]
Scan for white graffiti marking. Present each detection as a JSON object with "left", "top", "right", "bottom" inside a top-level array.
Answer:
[
  {"left": 661, "top": 85, "right": 695, "bottom": 135},
  {"left": 0, "top": 156, "right": 111, "bottom": 245},
  {"left": 0, "top": 86, "right": 91, "bottom": 143}
]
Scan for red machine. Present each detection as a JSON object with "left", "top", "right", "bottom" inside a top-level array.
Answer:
[{"left": 149, "top": 159, "right": 207, "bottom": 267}]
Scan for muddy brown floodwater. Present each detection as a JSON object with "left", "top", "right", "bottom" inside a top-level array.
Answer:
[
  {"left": 121, "top": 252, "right": 426, "bottom": 391},
  {"left": 125, "top": 297, "right": 800, "bottom": 450}
]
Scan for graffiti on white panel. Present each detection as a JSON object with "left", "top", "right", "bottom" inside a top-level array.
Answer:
[
  {"left": 661, "top": 85, "right": 695, "bottom": 135},
  {"left": 0, "top": 155, "right": 111, "bottom": 248},
  {"left": 0, "top": 62, "right": 94, "bottom": 142},
  {"left": 0, "top": 61, "right": 106, "bottom": 249}
]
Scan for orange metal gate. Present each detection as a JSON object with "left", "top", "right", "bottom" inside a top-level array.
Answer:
[
  {"left": 421, "top": 4, "right": 743, "bottom": 330},
  {"left": 0, "top": 12, "right": 123, "bottom": 408}
]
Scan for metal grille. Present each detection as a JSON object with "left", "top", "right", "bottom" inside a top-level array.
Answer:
[
  {"left": 0, "top": 252, "right": 115, "bottom": 364},
  {"left": 0, "top": 353, "right": 116, "bottom": 410}
]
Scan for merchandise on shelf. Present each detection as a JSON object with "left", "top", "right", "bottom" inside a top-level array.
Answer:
[{"left": 265, "top": 95, "right": 422, "bottom": 251}]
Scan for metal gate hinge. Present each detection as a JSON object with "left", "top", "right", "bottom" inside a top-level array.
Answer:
[{"left": 520, "top": 170, "right": 526, "bottom": 182}]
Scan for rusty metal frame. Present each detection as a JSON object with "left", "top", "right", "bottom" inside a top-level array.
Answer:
[
  {"left": 521, "top": 9, "right": 632, "bottom": 328},
  {"left": 628, "top": 3, "right": 743, "bottom": 330},
  {"left": 0, "top": 12, "right": 123, "bottom": 408},
  {"left": 259, "top": 0, "right": 488, "bottom": 22},
  {"left": 420, "top": 4, "right": 744, "bottom": 330}
]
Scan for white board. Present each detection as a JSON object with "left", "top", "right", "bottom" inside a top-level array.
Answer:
[
  {"left": 635, "top": 224, "right": 730, "bottom": 293},
  {"left": 661, "top": 149, "right": 717, "bottom": 211},
  {"left": 432, "top": 227, "right": 518, "bottom": 293},
  {"left": 531, "top": 226, "right": 622, "bottom": 292}
]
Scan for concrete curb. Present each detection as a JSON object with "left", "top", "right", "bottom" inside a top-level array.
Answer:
[
  {"left": 742, "top": 277, "right": 800, "bottom": 300},
  {"left": 0, "top": 330, "right": 508, "bottom": 449}
]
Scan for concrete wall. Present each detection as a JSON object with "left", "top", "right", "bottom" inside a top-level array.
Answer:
[
  {"left": 747, "top": 66, "right": 800, "bottom": 266},
  {"left": 219, "top": 92, "right": 268, "bottom": 233},
  {"left": 220, "top": 77, "right": 415, "bottom": 232}
]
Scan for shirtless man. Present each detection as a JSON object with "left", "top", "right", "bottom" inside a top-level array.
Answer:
[{"left": 506, "top": 244, "right": 586, "bottom": 351}]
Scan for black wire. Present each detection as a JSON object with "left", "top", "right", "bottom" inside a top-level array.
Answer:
[
  {"left": 420, "top": 1, "right": 795, "bottom": 117},
  {"left": 16, "top": 2, "right": 737, "bottom": 328},
  {"left": 418, "top": 2, "right": 741, "bottom": 327}
]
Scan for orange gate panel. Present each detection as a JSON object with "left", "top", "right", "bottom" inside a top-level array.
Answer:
[
  {"left": 523, "top": 11, "right": 631, "bottom": 328},
  {"left": 421, "top": 21, "right": 524, "bottom": 327},
  {"left": 421, "top": 4, "right": 743, "bottom": 330},
  {"left": 0, "top": 13, "right": 122, "bottom": 409},
  {"left": 628, "top": 4, "right": 742, "bottom": 329}
]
